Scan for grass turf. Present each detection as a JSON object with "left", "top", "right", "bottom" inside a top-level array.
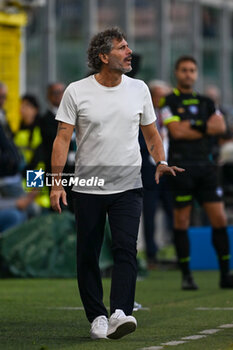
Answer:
[{"left": 0, "top": 270, "right": 233, "bottom": 350}]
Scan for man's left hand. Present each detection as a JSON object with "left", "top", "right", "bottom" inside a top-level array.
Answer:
[{"left": 155, "top": 164, "right": 185, "bottom": 184}]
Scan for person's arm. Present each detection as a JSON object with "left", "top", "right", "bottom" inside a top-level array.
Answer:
[
  {"left": 206, "top": 112, "right": 226, "bottom": 135},
  {"left": 140, "top": 122, "right": 184, "bottom": 184},
  {"left": 166, "top": 112, "right": 226, "bottom": 140},
  {"left": 166, "top": 120, "right": 203, "bottom": 140},
  {"left": 159, "top": 101, "right": 203, "bottom": 140},
  {"left": 50, "top": 122, "right": 74, "bottom": 213}
]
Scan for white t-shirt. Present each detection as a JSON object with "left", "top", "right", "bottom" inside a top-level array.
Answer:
[{"left": 56, "top": 74, "right": 156, "bottom": 194}]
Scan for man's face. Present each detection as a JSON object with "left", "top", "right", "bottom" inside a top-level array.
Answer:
[
  {"left": 48, "top": 83, "right": 65, "bottom": 107},
  {"left": 175, "top": 61, "right": 198, "bottom": 90},
  {"left": 106, "top": 38, "right": 133, "bottom": 74},
  {"left": 0, "top": 86, "right": 7, "bottom": 109}
]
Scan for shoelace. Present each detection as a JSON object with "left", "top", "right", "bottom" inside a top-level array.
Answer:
[
  {"left": 93, "top": 317, "right": 107, "bottom": 328},
  {"left": 112, "top": 311, "right": 125, "bottom": 319}
]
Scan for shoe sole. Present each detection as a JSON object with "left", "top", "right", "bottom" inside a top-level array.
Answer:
[
  {"left": 107, "top": 321, "right": 136, "bottom": 339},
  {"left": 90, "top": 333, "right": 108, "bottom": 340}
]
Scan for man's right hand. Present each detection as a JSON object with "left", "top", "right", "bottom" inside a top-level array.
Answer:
[{"left": 50, "top": 188, "right": 67, "bottom": 214}]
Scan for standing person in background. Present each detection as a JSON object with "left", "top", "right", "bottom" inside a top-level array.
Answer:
[
  {"left": 0, "top": 109, "right": 39, "bottom": 232},
  {"left": 139, "top": 80, "right": 173, "bottom": 268},
  {"left": 40, "top": 83, "right": 65, "bottom": 174},
  {"left": 0, "top": 82, "right": 11, "bottom": 136},
  {"left": 204, "top": 85, "right": 232, "bottom": 160},
  {"left": 41, "top": 83, "right": 75, "bottom": 212},
  {"left": 14, "top": 95, "right": 49, "bottom": 210},
  {"left": 0, "top": 123, "right": 38, "bottom": 233},
  {"left": 0, "top": 83, "right": 25, "bottom": 200},
  {"left": 50, "top": 27, "right": 183, "bottom": 340},
  {"left": 160, "top": 55, "right": 233, "bottom": 290},
  {"left": 14, "top": 94, "right": 43, "bottom": 172},
  {"left": 205, "top": 86, "right": 233, "bottom": 214},
  {"left": 204, "top": 84, "right": 233, "bottom": 141}
]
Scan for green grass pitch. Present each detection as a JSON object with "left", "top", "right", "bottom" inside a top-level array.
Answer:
[{"left": 0, "top": 270, "right": 233, "bottom": 350}]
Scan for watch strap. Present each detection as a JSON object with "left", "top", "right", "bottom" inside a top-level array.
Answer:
[{"left": 156, "top": 160, "right": 168, "bottom": 168}]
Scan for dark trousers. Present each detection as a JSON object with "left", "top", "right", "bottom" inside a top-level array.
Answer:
[{"left": 73, "top": 188, "right": 143, "bottom": 323}]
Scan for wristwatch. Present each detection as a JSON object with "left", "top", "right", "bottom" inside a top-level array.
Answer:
[{"left": 156, "top": 160, "right": 168, "bottom": 168}]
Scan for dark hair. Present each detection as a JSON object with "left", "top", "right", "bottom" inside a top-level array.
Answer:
[
  {"left": 175, "top": 55, "right": 198, "bottom": 70},
  {"left": 21, "top": 94, "right": 40, "bottom": 110},
  {"left": 87, "top": 27, "right": 126, "bottom": 72}
]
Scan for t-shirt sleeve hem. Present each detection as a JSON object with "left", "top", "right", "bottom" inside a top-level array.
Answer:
[
  {"left": 55, "top": 115, "right": 75, "bottom": 126},
  {"left": 140, "top": 116, "right": 156, "bottom": 126}
]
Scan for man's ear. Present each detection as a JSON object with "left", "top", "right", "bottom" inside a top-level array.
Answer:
[{"left": 99, "top": 53, "right": 109, "bottom": 65}]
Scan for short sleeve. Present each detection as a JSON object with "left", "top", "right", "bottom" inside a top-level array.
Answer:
[
  {"left": 55, "top": 84, "right": 77, "bottom": 125},
  {"left": 160, "top": 97, "right": 180, "bottom": 125},
  {"left": 140, "top": 84, "right": 157, "bottom": 126}
]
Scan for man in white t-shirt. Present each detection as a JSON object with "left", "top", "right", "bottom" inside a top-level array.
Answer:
[{"left": 50, "top": 27, "right": 183, "bottom": 340}]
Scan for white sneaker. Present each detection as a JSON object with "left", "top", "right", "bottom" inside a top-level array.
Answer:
[
  {"left": 107, "top": 309, "right": 137, "bottom": 339},
  {"left": 90, "top": 315, "right": 108, "bottom": 339}
]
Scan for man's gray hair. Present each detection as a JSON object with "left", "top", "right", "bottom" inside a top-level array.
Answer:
[{"left": 87, "top": 27, "right": 126, "bottom": 72}]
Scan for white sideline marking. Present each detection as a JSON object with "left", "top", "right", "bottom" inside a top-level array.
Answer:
[
  {"left": 140, "top": 347, "right": 164, "bottom": 350},
  {"left": 199, "top": 329, "right": 221, "bottom": 334},
  {"left": 48, "top": 307, "right": 84, "bottom": 310},
  {"left": 48, "top": 306, "right": 150, "bottom": 311},
  {"left": 219, "top": 323, "right": 233, "bottom": 328},
  {"left": 139, "top": 322, "right": 230, "bottom": 349},
  {"left": 161, "top": 340, "right": 187, "bottom": 346},
  {"left": 196, "top": 307, "right": 233, "bottom": 311},
  {"left": 181, "top": 335, "right": 207, "bottom": 340}
]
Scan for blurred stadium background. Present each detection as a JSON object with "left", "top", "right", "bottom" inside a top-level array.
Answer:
[
  {"left": 1, "top": 0, "right": 233, "bottom": 127},
  {"left": 25, "top": 0, "right": 233, "bottom": 106}
]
